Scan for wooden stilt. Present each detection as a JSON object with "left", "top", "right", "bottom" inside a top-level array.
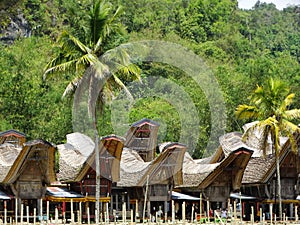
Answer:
[
  {"left": 15, "top": 198, "right": 18, "bottom": 225},
  {"left": 270, "top": 204, "right": 273, "bottom": 224},
  {"left": 87, "top": 207, "right": 90, "bottom": 225},
  {"left": 79, "top": 202, "right": 82, "bottom": 224},
  {"left": 55, "top": 207, "right": 58, "bottom": 225},
  {"left": 191, "top": 204, "right": 194, "bottom": 223},
  {"left": 171, "top": 200, "right": 175, "bottom": 225},
  {"left": 95, "top": 210, "right": 98, "bottom": 225},
  {"left": 33, "top": 208, "right": 36, "bottom": 225},
  {"left": 182, "top": 202, "right": 185, "bottom": 225},
  {"left": 40, "top": 199, "right": 43, "bottom": 224},
  {"left": 251, "top": 206, "right": 254, "bottom": 225},
  {"left": 199, "top": 193, "right": 202, "bottom": 224},
  {"left": 46, "top": 201, "right": 49, "bottom": 225},
  {"left": 71, "top": 199, "right": 74, "bottom": 225},
  {"left": 26, "top": 206, "right": 29, "bottom": 225},
  {"left": 20, "top": 204, "right": 23, "bottom": 225},
  {"left": 4, "top": 201, "right": 7, "bottom": 225}
]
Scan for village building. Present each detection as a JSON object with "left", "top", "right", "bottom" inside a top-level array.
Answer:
[
  {"left": 0, "top": 119, "right": 300, "bottom": 222},
  {"left": 0, "top": 130, "right": 55, "bottom": 221}
]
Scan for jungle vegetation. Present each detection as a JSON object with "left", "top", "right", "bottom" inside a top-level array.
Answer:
[{"left": 0, "top": 0, "right": 299, "bottom": 158}]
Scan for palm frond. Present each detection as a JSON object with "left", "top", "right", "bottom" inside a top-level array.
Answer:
[
  {"left": 280, "top": 119, "right": 300, "bottom": 135},
  {"left": 119, "top": 63, "right": 141, "bottom": 81},
  {"left": 284, "top": 109, "right": 300, "bottom": 120},
  {"left": 280, "top": 93, "right": 295, "bottom": 112},
  {"left": 44, "top": 58, "right": 80, "bottom": 77},
  {"left": 75, "top": 53, "right": 98, "bottom": 68},
  {"left": 90, "top": 0, "right": 110, "bottom": 45},
  {"left": 94, "top": 36, "right": 103, "bottom": 54},
  {"left": 62, "top": 76, "right": 82, "bottom": 98},
  {"left": 67, "top": 33, "right": 91, "bottom": 54},
  {"left": 235, "top": 104, "right": 259, "bottom": 120},
  {"left": 111, "top": 74, "right": 133, "bottom": 100}
]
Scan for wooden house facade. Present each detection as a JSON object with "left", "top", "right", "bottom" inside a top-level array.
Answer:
[
  {"left": 178, "top": 132, "right": 253, "bottom": 211},
  {"left": 124, "top": 118, "right": 159, "bottom": 162},
  {"left": 117, "top": 142, "right": 187, "bottom": 218},
  {"left": 241, "top": 132, "right": 300, "bottom": 220},
  {"left": 0, "top": 138, "right": 55, "bottom": 220},
  {"left": 0, "top": 130, "right": 26, "bottom": 147},
  {"left": 2, "top": 120, "right": 300, "bottom": 222}
]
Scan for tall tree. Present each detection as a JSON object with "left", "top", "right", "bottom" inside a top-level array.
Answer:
[
  {"left": 235, "top": 78, "right": 300, "bottom": 220},
  {"left": 43, "top": 0, "right": 140, "bottom": 222}
]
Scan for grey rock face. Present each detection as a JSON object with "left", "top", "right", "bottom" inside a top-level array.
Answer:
[{"left": 0, "top": 10, "right": 31, "bottom": 44}]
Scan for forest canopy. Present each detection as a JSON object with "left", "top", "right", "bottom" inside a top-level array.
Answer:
[{"left": 0, "top": 0, "right": 299, "bottom": 157}]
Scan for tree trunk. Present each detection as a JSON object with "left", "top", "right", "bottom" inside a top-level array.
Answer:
[
  {"left": 276, "top": 155, "right": 282, "bottom": 220},
  {"left": 95, "top": 130, "right": 100, "bottom": 225}
]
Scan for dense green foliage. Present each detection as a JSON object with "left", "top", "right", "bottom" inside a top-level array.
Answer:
[{"left": 0, "top": 0, "right": 299, "bottom": 157}]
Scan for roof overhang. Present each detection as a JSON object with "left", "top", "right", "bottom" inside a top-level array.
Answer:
[
  {"left": 230, "top": 192, "right": 256, "bottom": 200},
  {"left": 172, "top": 191, "right": 200, "bottom": 201}
]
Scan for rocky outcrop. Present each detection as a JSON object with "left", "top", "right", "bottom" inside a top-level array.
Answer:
[{"left": 0, "top": 10, "right": 31, "bottom": 45}]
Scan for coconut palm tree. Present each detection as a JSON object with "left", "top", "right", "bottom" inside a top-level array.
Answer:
[
  {"left": 43, "top": 0, "right": 140, "bottom": 222},
  {"left": 235, "top": 78, "right": 300, "bottom": 220},
  {"left": 44, "top": 0, "right": 140, "bottom": 103}
]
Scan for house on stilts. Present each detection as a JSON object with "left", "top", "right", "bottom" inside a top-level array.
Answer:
[{"left": 0, "top": 119, "right": 300, "bottom": 222}]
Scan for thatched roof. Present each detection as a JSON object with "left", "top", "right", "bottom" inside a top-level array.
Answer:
[
  {"left": 180, "top": 152, "right": 219, "bottom": 187},
  {"left": 57, "top": 143, "right": 90, "bottom": 182},
  {"left": 210, "top": 132, "right": 256, "bottom": 163},
  {"left": 180, "top": 147, "right": 253, "bottom": 190},
  {"left": 0, "top": 143, "right": 22, "bottom": 182},
  {"left": 242, "top": 156, "right": 274, "bottom": 184},
  {"left": 3, "top": 139, "right": 56, "bottom": 184},
  {"left": 57, "top": 133, "right": 93, "bottom": 182},
  {"left": 118, "top": 142, "right": 186, "bottom": 187},
  {"left": 117, "top": 148, "right": 150, "bottom": 187},
  {"left": 242, "top": 132, "right": 298, "bottom": 185},
  {"left": 66, "top": 132, "right": 94, "bottom": 157},
  {"left": 0, "top": 129, "right": 25, "bottom": 139}
]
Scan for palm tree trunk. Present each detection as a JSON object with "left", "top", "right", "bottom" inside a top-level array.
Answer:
[
  {"left": 276, "top": 155, "right": 282, "bottom": 220},
  {"left": 95, "top": 130, "right": 100, "bottom": 225}
]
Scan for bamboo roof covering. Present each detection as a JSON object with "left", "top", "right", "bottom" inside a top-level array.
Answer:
[
  {"left": 242, "top": 132, "right": 299, "bottom": 185},
  {"left": 57, "top": 143, "right": 87, "bottom": 182},
  {"left": 0, "top": 129, "right": 25, "bottom": 140},
  {"left": 65, "top": 132, "right": 94, "bottom": 157},
  {"left": 200, "top": 149, "right": 252, "bottom": 190},
  {"left": 117, "top": 148, "right": 152, "bottom": 187},
  {"left": 180, "top": 152, "right": 219, "bottom": 188},
  {"left": 242, "top": 155, "right": 274, "bottom": 184},
  {"left": 57, "top": 132, "right": 95, "bottom": 182},
  {"left": 210, "top": 132, "right": 256, "bottom": 163},
  {"left": 57, "top": 133, "right": 94, "bottom": 182},
  {"left": 3, "top": 139, "right": 56, "bottom": 184},
  {"left": 118, "top": 142, "right": 186, "bottom": 187},
  {"left": 0, "top": 143, "right": 22, "bottom": 182},
  {"left": 179, "top": 148, "right": 253, "bottom": 190}
]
